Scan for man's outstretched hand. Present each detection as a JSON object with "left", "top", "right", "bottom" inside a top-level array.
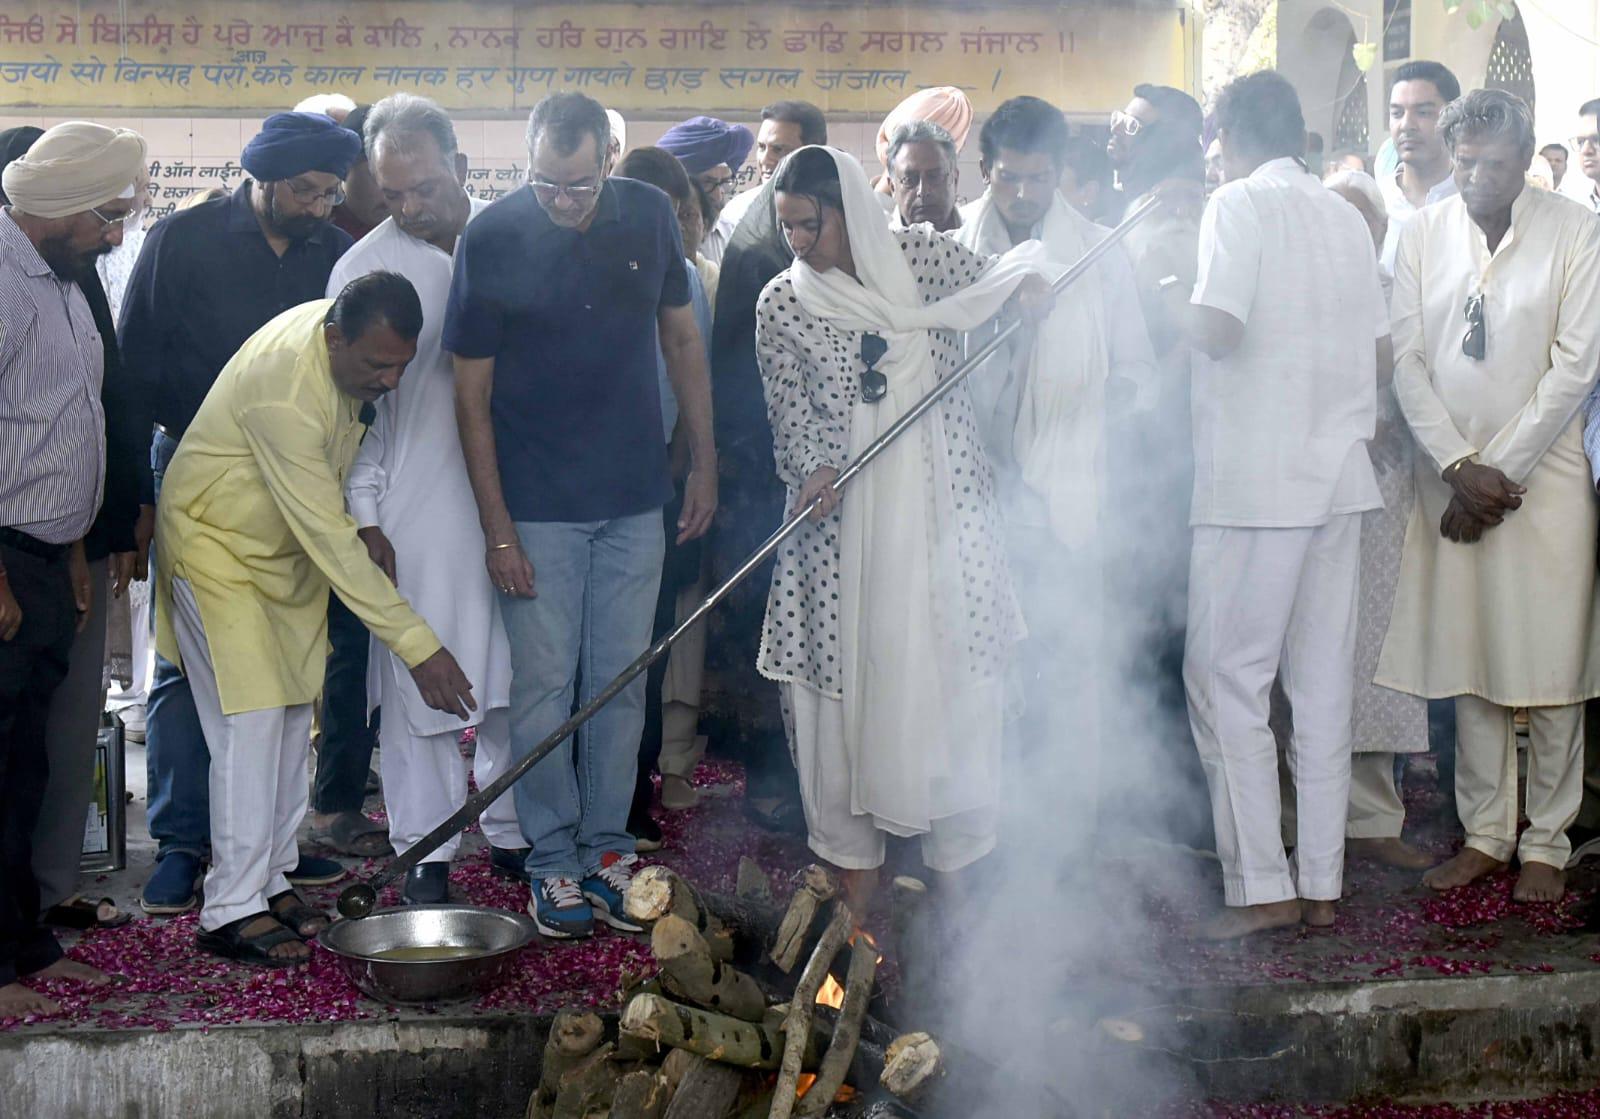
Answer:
[{"left": 410, "top": 647, "right": 477, "bottom": 720}]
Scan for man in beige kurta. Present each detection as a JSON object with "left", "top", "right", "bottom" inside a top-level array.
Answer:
[{"left": 1377, "top": 90, "right": 1600, "bottom": 901}]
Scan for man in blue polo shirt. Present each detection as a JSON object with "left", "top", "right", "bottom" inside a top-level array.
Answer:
[{"left": 446, "top": 92, "right": 716, "bottom": 939}]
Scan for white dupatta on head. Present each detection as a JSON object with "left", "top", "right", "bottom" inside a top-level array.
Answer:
[{"left": 784, "top": 147, "right": 1051, "bottom": 835}]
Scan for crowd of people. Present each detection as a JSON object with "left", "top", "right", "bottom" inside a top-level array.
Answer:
[{"left": 5, "top": 57, "right": 1600, "bottom": 1007}]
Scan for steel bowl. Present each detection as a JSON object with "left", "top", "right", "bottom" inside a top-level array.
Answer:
[{"left": 319, "top": 904, "right": 537, "bottom": 1004}]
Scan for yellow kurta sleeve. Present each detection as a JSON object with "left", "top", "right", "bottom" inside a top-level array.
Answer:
[
  {"left": 1479, "top": 215, "right": 1600, "bottom": 484},
  {"left": 1391, "top": 217, "right": 1478, "bottom": 475},
  {"left": 236, "top": 399, "right": 442, "bottom": 670}
]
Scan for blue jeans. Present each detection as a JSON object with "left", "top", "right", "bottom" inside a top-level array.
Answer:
[
  {"left": 501, "top": 513, "right": 664, "bottom": 880},
  {"left": 145, "top": 429, "right": 211, "bottom": 860}
]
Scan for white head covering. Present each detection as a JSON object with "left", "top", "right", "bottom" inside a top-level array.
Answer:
[
  {"left": 606, "top": 109, "right": 627, "bottom": 155},
  {"left": 2, "top": 121, "right": 147, "bottom": 220},
  {"left": 293, "top": 93, "right": 357, "bottom": 122}
]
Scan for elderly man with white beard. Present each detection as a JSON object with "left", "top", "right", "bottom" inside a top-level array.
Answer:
[
  {"left": 329, "top": 94, "right": 524, "bottom": 905},
  {"left": 954, "top": 95, "right": 1157, "bottom": 860}
]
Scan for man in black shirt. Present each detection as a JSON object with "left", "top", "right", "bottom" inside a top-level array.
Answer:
[{"left": 119, "top": 111, "right": 361, "bottom": 915}]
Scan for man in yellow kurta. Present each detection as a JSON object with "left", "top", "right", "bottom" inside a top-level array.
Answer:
[
  {"left": 156, "top": 272, "right": 476, "bottom": 966},
  {"left": 1377, "top": 91, "right": 1600, "bottom": 904}
]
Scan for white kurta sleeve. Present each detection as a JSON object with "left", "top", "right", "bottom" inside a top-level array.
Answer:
[
  {"left": 1390, "top": 218, "right": 1477, "bottom": 474},
  {"left": 345, "top": 400, "right": 391, "bottom": 529},
  {"left": 1191, "top": 186, "right": 1260, "bottom": 324},
  {"left": 1099, "top": 242, "right": 1159, "bottom": 410},
  {"left": 1479, "top": 218, "right": 1600, "bottom": 484}
]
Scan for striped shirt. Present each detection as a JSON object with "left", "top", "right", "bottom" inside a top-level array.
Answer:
[{"left": 0, "top": 209, "right": 106, "bottom": 544}]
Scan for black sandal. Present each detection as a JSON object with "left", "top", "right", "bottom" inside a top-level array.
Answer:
[
  {"left": 744, "top": 796, "right": 808, "bottom": 836},
  {"left": 42, "top": 896, "right": 134, "bottom": 930},
  {"left": 196, "top": 912, "right": 309, "bottom": 968},
  {"left": 267, "top": 890, "right": 331, "bottom": 939}
]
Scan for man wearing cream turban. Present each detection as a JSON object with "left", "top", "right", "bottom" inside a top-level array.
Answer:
[
  {"left": 874, "top": 86, "right": 974, "bottom": 201},
  {"left": 0, "top": 119, "right": 145, "bottom": 1016}
]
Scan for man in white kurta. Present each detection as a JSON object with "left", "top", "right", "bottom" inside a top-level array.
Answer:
[
  {"left": 331, "top": 95, "right": 520, "bottom": 904},
  {"left": 953, "top": 97, "right": 1156, "bottom": 860},
  {"left": 1180, "top": 72, "right": 1387, "bottom": 939},
  {"left": 1376, "top": 90, "right": 1600, "bottom": 903}
]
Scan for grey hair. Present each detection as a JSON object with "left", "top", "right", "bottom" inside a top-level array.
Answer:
[
  {"left": 884, "top": 119, "right": 957, "bottom": 173},
  {"left": 1439, "top": 88, "right": 1536, "bottom": 160},
  {"left": 525, "top": 91, "right": 610, "bottom": 164},
  {"left": 364, "top": 92, "right": 458, "bottom": 166}
]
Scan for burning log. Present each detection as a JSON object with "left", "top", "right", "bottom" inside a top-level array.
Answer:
[
  {"left": 769, "top": 901, "right": 853, "bottom": 1119},
  {"left": 626, "top": 866, "right": 735, "bottom": 963},
  {"left": 551, "top": 1042, "right": 621, "bottom": 1119},
  {"left": 653, "top": 914, "right": 768, "bottom": 1022},
  {"left": 661, "top": 1056, "right": 750, "bottom": 1119},
  {"left": 529, "top": 1009, "right": 607, "bottom": 1119},
  {"left": 771, "top": 865, "right": 840, "bottom": 974},
  {"left": 608, "top": 1069, "right": 668, "bottom": 1119},
  {"left": 797, "top": 938, "right": 879, "bottom": 1118},
  {"left": 880, "top": 1033, "right": 944, "bottom": 1104},
  {"left": 619, "top": 992, "right": 822, "bottom": 1070}
]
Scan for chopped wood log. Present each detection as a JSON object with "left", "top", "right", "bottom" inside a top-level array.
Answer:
[
  {"left": 737, "top": 857, "right": 774, "bottom": 904},
  {"left": 661, "top": 1055, "right": 749, "bottom": 1119},
  {"left": 770, "top": 865, "right": 840, "bottom": 973},
  {"left": 659, "top": 1048, "right": 698, "bottom": 1098},
  {"left": 625, "top": 866, "right": 734, "bottom": 962},
  {"left": 880, "top": 1033, "right": 945, "bottom": 1103},
  {"left": 769, "top": 901, "right": 853, "bottom": 1119},
  {"left": 796, "top": 937, "right": 878, "bottom": 1118},
  {"left": 553, "top": 1043, "right": 621, "bottom": 1119},
  {"left": 620, "top": 992, "right": 822, "bottom": 1069},
  {"left": 653, "top": 914, "right": 768, "bottom": 1022},
  {"left": 608, "top": 1069, "right": 667, "bottom": 1119},
  {"left": 531, "top": 1010, "right": 607, "bottom": 1118}
]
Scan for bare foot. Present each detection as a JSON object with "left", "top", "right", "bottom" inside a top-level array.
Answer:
[
  {"left": 30, "top": 958, "right": 112, "bottom": 986},
  {"left": 1195, "top": 899, "right": 1302, "bottom": 941},
  {"left": 1347, "top": 836, "right": 1434, "bottom": 870},
  {"left": 840, "top": 867, "right": 881, "bottom": 922},
  {"left": 1513, "top": 861, "right": 1566, "bottom": 903},
  {"left": 0, "top": 982, "right": 59, "bottom": 1016},
  {"left": 1302, "top": 899, "right": 1337, "bottom": 927},
  {"left": 1423, "top": 848, "right": 1506, "bottom": 891}
]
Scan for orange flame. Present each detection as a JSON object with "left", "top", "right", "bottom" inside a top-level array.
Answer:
[{"left": 815, "top": 975, "right": 846, "bottom": 1010}]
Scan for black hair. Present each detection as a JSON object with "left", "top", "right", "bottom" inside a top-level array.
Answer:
[
  {"left": 979, "top": 96, "right": 1070, "bottom": 168},
  {"left": 1061, "top": 135, "right": 1111, "bottom": 191},
  {"left": 525, "top": 91, "right": 610, "bottom": 163},
  {"left": 771, "top": 146, "right": 844, "bottom": 215},
  {"left": 1213, "top": 71, "right": 1306, "bottom": 162},
  {"left": 342, "top": 105, "right": 372, "bottom": 161},
  {"left": 1581, "top": 98, "right": 1600, "bottom": 119},
  {"left": 1132, "top": 84, "right": 1204, "bottom": 139},
  {"left": 762, "top": 100, "right": 828, "bottom": 146},
  {"left": 692, "top": 178, "right": 717, "bottom": 228},
  {"left": 1542, "top": 142, "right": 1570, "bottom": 156},
  {"left": 1393, "top": 60, "right": 1462, "bottom": 106},
  {"left": 615, "top": 146, "right": 692, "bottom": 206},
  {"left": 327, "top": 271, "right": 423, "bottom": 343}
]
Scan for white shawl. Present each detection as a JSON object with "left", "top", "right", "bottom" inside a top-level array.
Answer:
[
  {"left": 786, "top": 147, "right": 1051, "bottom": 834},
  {"left": 956, "top": 191, "right": 1109, "bottom": 551}
]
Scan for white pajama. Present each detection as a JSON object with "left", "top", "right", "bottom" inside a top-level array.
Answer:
[
  {"left": 780, "top": 683, "right": 996, "bottom": 874},
  {"left": 1454, "top": 696, "right": 1582, "bottom": 868},
  {"left": 173, "top": 579, "right": 312, "bottom": 932},
  {"left": 1185, "top": 515, "right": 1360, "bottom": 907},
  {"left": 377, "top": 658, "right": 522, "bottom": 862}
]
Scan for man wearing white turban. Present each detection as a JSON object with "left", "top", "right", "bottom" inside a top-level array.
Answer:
[{"left": 0, "top": 119, "right": 145, "bottom": 1015}]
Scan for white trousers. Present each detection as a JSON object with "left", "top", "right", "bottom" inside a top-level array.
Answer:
[
  {"left": 377, "top": 660, "right": 522, "bottom": 861},
  {"left": 780, "top": 683, "right": 995, "bottom": 873},
  {"left": 173, "top": 579, "right": 312, "bottom": 932},
  {"left": 1281, "top": 751, "right": 1407, "bottom": 841},
  {"left": 1185, "top": 516, "right": 1360, "bottom": 906},
  {"left": 1455, "top": 695, "right": 1582, "bottom": 868}
]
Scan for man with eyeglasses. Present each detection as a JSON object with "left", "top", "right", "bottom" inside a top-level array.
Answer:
[
  {"left": 0, "top": 120, "right": 148, "bottom": 1014},
  {"left": 1378, "top": 90, "right": 1600, "bottom": 906},
  {"left": 447, "top": 91, "right": 716, "bottom": 940},
  {"left": 119, "top": 110, "right": 361, "bottom": 917},
  {"left": 1379, "top": 61, "right": 1462, "bottom": 273},
  {"left": 657, "top": 116, "right": 754, "bottom": 266},
  {"left": 956, "top": 95, "right": 1157, "bottom": 866},
  {"left": 1562, "top": 99, "right": 1600, "bottom": 213},
  {"left": 885, "top": 119, "right": 962, "bottom": 233}
]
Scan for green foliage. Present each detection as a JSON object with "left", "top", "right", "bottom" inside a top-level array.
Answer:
[{"left": 1441, "top": 0, "right": 1520, "bottom": 31}]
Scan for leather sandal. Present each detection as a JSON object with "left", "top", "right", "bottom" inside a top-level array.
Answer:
[
  {"left": 196, "top": 913, "right": 309, "bottom": 968},
  {"left": 267, "top": 890, "right": 331, "bottom": 939}
]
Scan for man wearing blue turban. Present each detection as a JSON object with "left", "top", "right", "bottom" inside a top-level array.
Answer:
[{"left": 657, "top": 116, "right": 754, "bottom": 264}]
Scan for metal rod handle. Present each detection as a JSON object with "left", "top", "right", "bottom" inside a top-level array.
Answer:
[{"left": 336, "top": 193, "right": 1163, "bottom": 918}]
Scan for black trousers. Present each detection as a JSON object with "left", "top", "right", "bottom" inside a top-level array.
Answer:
[
  {"left": 312, "top": 591, "right": 377, "bottom": 814},
  {"left": 633, "top": 483, "right": 702, "bottom": 823},
  {"left": 0, "top": 542, "right": 73, "bottom": 986}
]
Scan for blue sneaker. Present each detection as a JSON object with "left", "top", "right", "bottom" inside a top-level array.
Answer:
[
  {"left": 286, "top": 853, "right": 346, "bottom": 886},
  {"left": 529, "top": 876, "right": 594, "bottom": 939},
  {"left": 581, "top": 852, "right": 645, "bottom": 932},
  {"left": 141, "top": 851, "right": 202, "bottom": 915}
]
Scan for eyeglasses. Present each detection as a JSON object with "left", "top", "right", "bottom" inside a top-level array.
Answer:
[
  {"left": 894, "top": 169, "right": 951, "bottom": 193},
  {"left": 1462, "top": 294, "right": 1486, "bottom": 361},
  {"left": 1570, "top": 134, "right": 1600, "bottom": 151},
  {"left": 698, "top": 174, "right": 734, "bottom": 196},
  {"left": 1110, "top": 110, "right": 1144, "bottom": 137},
  {"left": 859, "top": 333, "right": 888, "bottom": 404},
  {"left": 87, "top": 204, "right": 145, "bottom": 233},
  {"left": 530, "top": 178, "right": 601, "bottom": 203},
  {"left": 282, "top": 180, "right": 346, "bottom": 207}
]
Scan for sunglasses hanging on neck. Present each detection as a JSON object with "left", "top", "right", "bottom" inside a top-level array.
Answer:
[{"left": 859, "top": 332, "right": 888, "bottom": 404}]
